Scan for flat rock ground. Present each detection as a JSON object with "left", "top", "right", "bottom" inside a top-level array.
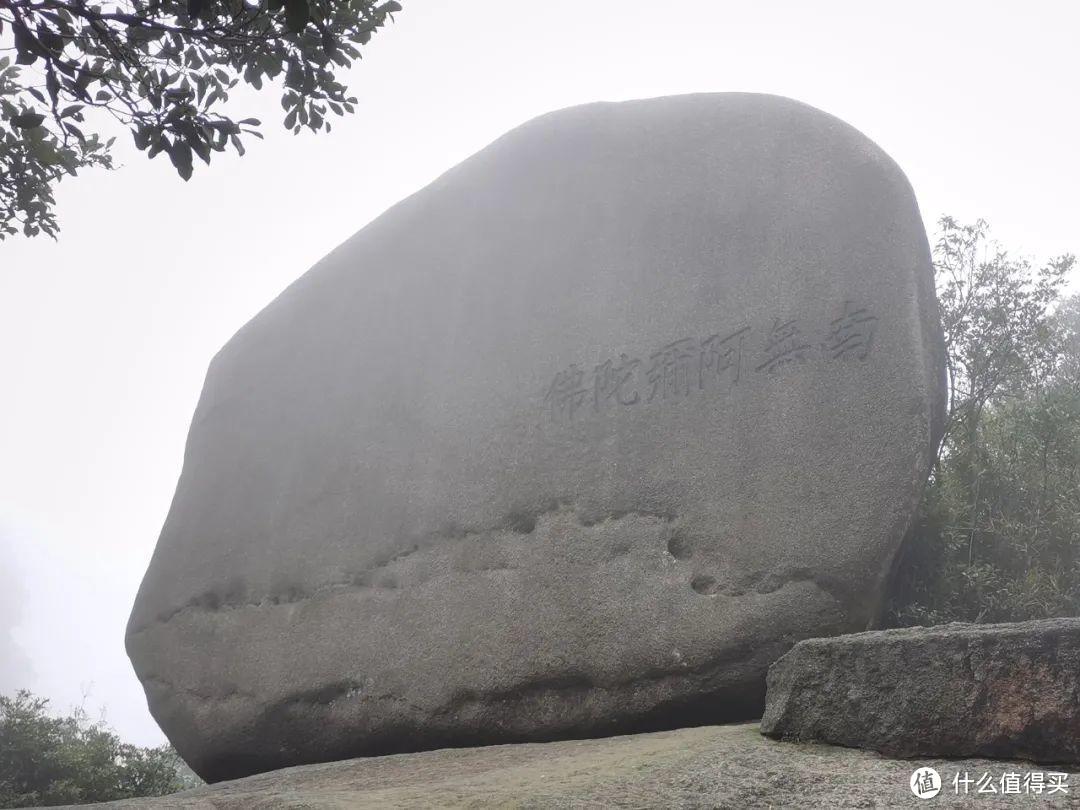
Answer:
[{"left": 69, "top": 723, "right": 1080, "bottom": 809}]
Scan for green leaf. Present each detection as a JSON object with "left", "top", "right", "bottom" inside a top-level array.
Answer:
[
  {"left": 195, "top": 72, "right": 209, "bottom": 104},
  {"left": 321, "top": 30, "right": 336, "bottom": 56},
  {"left": 28, "top": 137, "right": 63, "bottom": 165},
  {"left": 238, "top": 117, "right": 260, "bottom": 125},
  {"left": 132, "top": 127, "right": 152, "bottom": 150},
  {"left": 284, "top": 0, "right": 309, "bottom": 33},
  {"left": 189, "top": 132, "right": 211, "bottom": 164},
  {"left": 64, "top": 122, "right": 85, "bottom": 143},
  {"left": 74, "top": 69, "right": 93, "bottom": 97},
  {"left": 12, "top": 112, "right": 46, "bottom": 129},
  {"left": 14, "top": 25, "right": 39, "bottom": 65},
  {"left": 147, "top": 134, "right": 167, "bottom": 159},
  {"left": 283, "top": 107, "right": 297, "bottom": 129},
  {"left": 46, "top": 69, "right": 59, "bottom": 104},
  {"left": 284, "top": 62, "right": 303, "bottom": 91},
  {"left": 38, "top": 27, "right": 65, "bottom": 54},
  {"left": 167, "top": 140, "right": 193, "bottom": 180}
]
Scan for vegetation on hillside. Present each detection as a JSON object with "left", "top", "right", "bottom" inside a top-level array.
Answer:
[
  {"left": 888, "top": 218, "right": 1080, "bottom": 625},
  {"left": 0, "top": 690, "right": 200, "bottom": 808}
]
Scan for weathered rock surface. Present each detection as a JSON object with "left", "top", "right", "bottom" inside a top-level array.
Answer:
[
  {"left": 63, "top": 724, "right": 1080, "bottom": 809},
  {"left": 761, "top": 618, "right": 1080, "bottom": 763},
  {"left": 127, "top": 92, "right": 946, "bottom": 781}
]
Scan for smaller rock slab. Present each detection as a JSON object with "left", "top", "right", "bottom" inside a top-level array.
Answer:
[{"left": 761, "top": 618, "right": 1080, "bottom": 763}]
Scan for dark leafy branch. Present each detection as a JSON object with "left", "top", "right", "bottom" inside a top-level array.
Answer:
[{"left": 0, "top": 0, "right": 400, "bottom": 238}]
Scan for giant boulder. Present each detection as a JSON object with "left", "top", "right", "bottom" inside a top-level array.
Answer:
[{"left": 127, "top": 92, "right": 947, "bottom": 782}]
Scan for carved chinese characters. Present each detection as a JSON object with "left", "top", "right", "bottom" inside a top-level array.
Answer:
[{"left": 544, "top": 302, "right": 877, "bottom": 422}]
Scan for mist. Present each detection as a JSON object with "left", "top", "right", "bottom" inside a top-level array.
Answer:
[
  {"left": 0, "top": 527, "right": 32, "bottom": 695},
  {"left": 2, "top": 0, "right": 1079, "bottom": 749}
]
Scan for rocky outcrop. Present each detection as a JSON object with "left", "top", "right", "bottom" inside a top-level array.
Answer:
[
  {"left": 761, "top": 618, "right": 1080, "bottom": 763},
  {"left": 127, "top": 92, "right": 946, "bottom": 781},
  {"left": 63, "top": 723, "right": 1080, "bottom": 808}
]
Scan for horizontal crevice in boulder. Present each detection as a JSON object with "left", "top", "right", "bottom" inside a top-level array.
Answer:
[{"left": 133, "top": 504, "right": 681, "bottom": 633}]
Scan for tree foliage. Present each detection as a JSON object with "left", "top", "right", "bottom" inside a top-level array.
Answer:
[
  {"left": 888, "top": 218, "right": 1080, "bottom": 625},
  {"left": 0, "top": 690, "right": 199, "bottom": 807},
  {"left": 0, "top": 0, "right": 401, "bottom": 238}
]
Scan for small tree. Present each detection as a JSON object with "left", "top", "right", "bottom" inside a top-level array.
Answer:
[
  {"left": 0, "top": 0, "right": 401, "bottom": 238},
  {"left": 0, "top": 689, "right": 195, "bottom": 807},
  {"left": 933, "top": 216, "right": 1071, "bottom": 451},
  {"left": 889, "top": 218, "right": 1080, "bottom": 625}
]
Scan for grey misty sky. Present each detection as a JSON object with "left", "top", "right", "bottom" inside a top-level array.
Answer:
[{"left": 1, "top": 1, "right": 1078, "bottom": 746}]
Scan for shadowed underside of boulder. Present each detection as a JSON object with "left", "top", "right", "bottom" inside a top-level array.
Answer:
[{"left": 126, "top": 92, "right": 946, "bottom": 782}]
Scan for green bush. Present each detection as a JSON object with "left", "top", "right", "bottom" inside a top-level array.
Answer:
[{"left": 0, "top": 690, "right": 198, "bottom": 808}]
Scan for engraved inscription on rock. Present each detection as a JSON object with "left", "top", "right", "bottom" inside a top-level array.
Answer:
[{"left": 543, "top": 300, "right": 878, "bottom": 422}]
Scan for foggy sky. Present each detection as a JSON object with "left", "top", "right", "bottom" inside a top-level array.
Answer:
[
  {"left": 0, "top": 527, "right": 32, "bottom": 695},
  {"left": 2, "top": 1, "right": 1079, "bottom": 745}
]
